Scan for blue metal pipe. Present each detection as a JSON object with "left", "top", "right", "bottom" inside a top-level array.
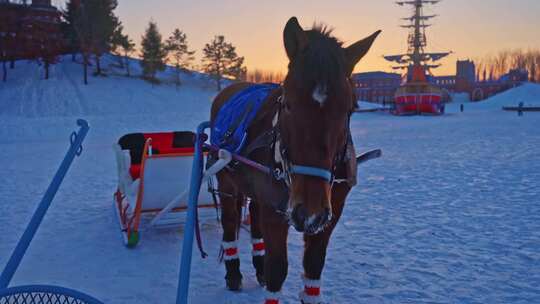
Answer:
[
  {"left": 176, "top": 121, "right": 210, "bottom": 304},
  {"left": 0, "top": 119, "right": 90, "bottom": 289}
]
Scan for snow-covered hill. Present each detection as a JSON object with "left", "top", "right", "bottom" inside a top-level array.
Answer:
[
  {"left": 0, "top": 55, "right": 216, "bottom": 142},
  {"left": 471, "top": 82, "right": 540, "bottom": 110}
]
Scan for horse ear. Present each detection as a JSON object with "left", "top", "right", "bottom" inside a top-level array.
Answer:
[
  {"left": 283, "top": 17, "right": 308, "bottom": 61},
  {"left": 344, "top": 30, "right": 382, "bottom": 75}
]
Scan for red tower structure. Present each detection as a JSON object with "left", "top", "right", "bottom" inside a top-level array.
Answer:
[{"left": 384, "top": 0, "right": 451, "bottom": 115}]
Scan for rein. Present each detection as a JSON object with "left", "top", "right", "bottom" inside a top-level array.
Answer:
[{"left": 210, "top": 92, "right": 340, "bottom": 185}]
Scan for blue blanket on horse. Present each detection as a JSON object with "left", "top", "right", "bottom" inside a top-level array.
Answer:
[{"left": 211, "top": 83, "right": 279, "bottom": 153}]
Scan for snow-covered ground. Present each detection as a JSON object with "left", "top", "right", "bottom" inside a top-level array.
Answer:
[
  {"left": 357, "top": 101, "right": 388, "bottom": 111},
  {"left": 1, "top": 59, "right": 540, "bottom": 303},
  {"left": 451, "top": 92, "right": 470, "bottom": 104}
]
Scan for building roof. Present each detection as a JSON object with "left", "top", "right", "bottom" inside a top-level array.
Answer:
[
  {"left": 352, "top": 71, "right": 402, "bottom": 80},
  {"left": 431, "top": 75, "right": 456, "bottom": 80}
]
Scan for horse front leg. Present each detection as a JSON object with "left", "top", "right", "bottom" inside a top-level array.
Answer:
[
  {"left": 260, "top": 202, "right": 289, "bottom": 304},
  {"left": 249, "top": 200, "right": 266, "bottom": 286},
  {"left": 300, "top": 183, "right": 350, "bottom": 304},
  {"left": 218, "top": 174, "right": 243, "bottom": 291}
]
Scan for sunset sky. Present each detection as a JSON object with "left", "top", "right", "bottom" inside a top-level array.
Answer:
[{"left": 54, "top": 0, "right": 540, "bottom": 76}]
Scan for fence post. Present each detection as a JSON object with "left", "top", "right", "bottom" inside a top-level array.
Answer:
[{"left": 176, "top": 121, "right": 210, "bottom": 304}]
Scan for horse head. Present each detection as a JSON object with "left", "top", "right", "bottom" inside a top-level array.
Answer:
[{"left": 279, "top": 17, "right": 380, "bottom": 234}]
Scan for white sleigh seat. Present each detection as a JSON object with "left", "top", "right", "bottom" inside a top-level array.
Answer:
[{"left": 113, "top": 131, "right": 217, "bottom": 247}]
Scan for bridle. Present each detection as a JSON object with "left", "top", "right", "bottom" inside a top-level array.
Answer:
[{"left": 270, "top": 93, "right": 349, "bottom": 186}]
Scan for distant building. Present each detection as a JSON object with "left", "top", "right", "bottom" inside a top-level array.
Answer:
[
  {"left": 431, "top": 75, "right": 456, "bottom": 91},
  {"left": 456, "top": 60, "right": 475, "bottom": 82},
  {"left": 351, "top": 72, "right": 401, "bottom": 103},
  {"left": 471, "top": 69, "right": 528, "bottom": 101},
  {"left": 429, "top": 60, "right": 475, "bottom": 93},
  {"left": 353, "top": 59, "right": 529, "bottom": 103},
  {"left": 455, "top": 60, "right": 475, "bottom": 92},
  {"left": 0, "top": 0, "right": 62, "bottom": 61},
  {"left": 500, "top": 68, "right": 528, "bottom": 84}
]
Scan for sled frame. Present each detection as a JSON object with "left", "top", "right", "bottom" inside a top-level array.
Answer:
[{"left": 113, "top": 138, "right": 232, "bottom": 247}]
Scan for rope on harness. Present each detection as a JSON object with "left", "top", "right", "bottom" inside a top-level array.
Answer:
[
  {"left": 194, "top": 206, "right": 207, "bottom": 259},
  {"left": 193, "top": 134, "right": 209, "bottom": 259},
  {"left": 207, "top": 178, "right": 221, "bottom": 222}
]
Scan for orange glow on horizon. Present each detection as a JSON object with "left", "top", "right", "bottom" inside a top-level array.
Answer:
[{"left": 54, "top": 0, "right": 540, "bottom": 77}]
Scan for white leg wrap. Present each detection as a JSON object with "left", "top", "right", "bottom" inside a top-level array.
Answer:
[
  {"left": 222, "top": 241, "right": 238, "bottom": 260},
  {"left": 265, "top": 290, "right": 281, "bottom": 304},
  {"left": 251, "top": 238, "right": 265, "bottom": 256},
  {"left": 299, "top": 275, "right": 322, "bottom": 304}
]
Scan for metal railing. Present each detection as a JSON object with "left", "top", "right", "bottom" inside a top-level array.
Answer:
[{"left": 0, "top": 120, "right": 103, "bottom": 304}]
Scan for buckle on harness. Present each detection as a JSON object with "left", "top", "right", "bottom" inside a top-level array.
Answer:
[{"left": 273, "top": 168, "right": 287, "bottom": 181}]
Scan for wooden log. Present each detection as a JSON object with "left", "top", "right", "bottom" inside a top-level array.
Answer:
[
  {"left": 354, "top": 108, "right": 380, "bottom": 113},
  {"left": 502, "top": 106, "right": 540, "bottom": 112}
]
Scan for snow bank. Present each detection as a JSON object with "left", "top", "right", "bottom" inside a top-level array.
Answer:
[
  {"left": 451, "top": 92, "right": 470, "bottom": 103},
  {"left": 470, "top": 82, "right": 540, "bottom": 110},
  {"left": 0, "top": 55, "right": 217, "bottom": 142},
  {"left": 358, "top": 101, "right": 387, "bottom": 111}
]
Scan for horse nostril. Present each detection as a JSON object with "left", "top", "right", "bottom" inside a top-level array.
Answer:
[
  {"left": 291, "top": 204, "right": 307, "bottom": 232},
  {"left": 304, "top": 207, "right": 333, "bottom": 235},
  {"left": 290, "top": 205, "right": 332, "bottom": 234},
  {"left": 323, "top": 207, "right": 333, "bottom": 222}
]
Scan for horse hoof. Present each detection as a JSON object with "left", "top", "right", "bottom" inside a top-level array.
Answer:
[
  {"left": 256, "top": 273, "right": 266, "bottom": 287},
  {"left": 252, "top": 255, "right": 265, "bottom": 286},
  {"left": 226, "top": 277, "right": 243, "bottom": 291},
  {"left": 225, "top": 258, "right": 242, "bottom": 291},
  {"left": 299, "top": 297, "right": 324, "bottom": 304}
]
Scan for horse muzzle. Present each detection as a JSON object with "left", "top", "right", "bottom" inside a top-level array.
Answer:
[{"left": 290, "top": 204, "right": 332, "bottom": 235}]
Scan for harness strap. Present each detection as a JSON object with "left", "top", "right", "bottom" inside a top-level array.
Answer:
[
  {"left": 290, "top": 165, "right": 332, "bottom": 182},
  {"left": 207, "top": 179, "right": 221, "bottom": 222},
  {"left": 241, "top": 128, "right": 276, "bottom": 157},
  {"left": 194, "top": 206, "right": 208, "bottom": 258},
  {"left": 272, "top": 97, "right": 334, "bottom": 184}
]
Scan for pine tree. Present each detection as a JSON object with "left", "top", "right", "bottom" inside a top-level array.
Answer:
[
  {"left": 120, "top": 35, "right": 135, "bottom": 77},
  {"left": 61, "top": 0, "right": 80, "bottom": 62},
  {"left": 73, "top": 0, "right": 93, "bottom": 84},
  {"left": 72, "top": 0, "right": 119, "bottom": 83},
  {"left": 165, "top": 29, "right": 195, "bottom": 86},
  {"left": 202, "top": 35, "right": 246, "bottom": 91},
  {"left": 90, "top": 0, "right": 118, "bottom": 76},
  {"left": 140, "top": 21, "right": 167, "bottom": 83},
  {"left": 530, "top": 60, "right": 536, "bottom": 83},
  {"left": 111, "top": 22, "right": 127, "bottom": 67}
]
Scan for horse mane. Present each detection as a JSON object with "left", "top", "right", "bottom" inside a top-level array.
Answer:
[{"left": 291, "top": 23, "right": 346, "bottom": 92}]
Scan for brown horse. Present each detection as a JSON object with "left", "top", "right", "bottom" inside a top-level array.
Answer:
[{"left": 210, "top": 17, "right": 380, "bottom": 304}]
